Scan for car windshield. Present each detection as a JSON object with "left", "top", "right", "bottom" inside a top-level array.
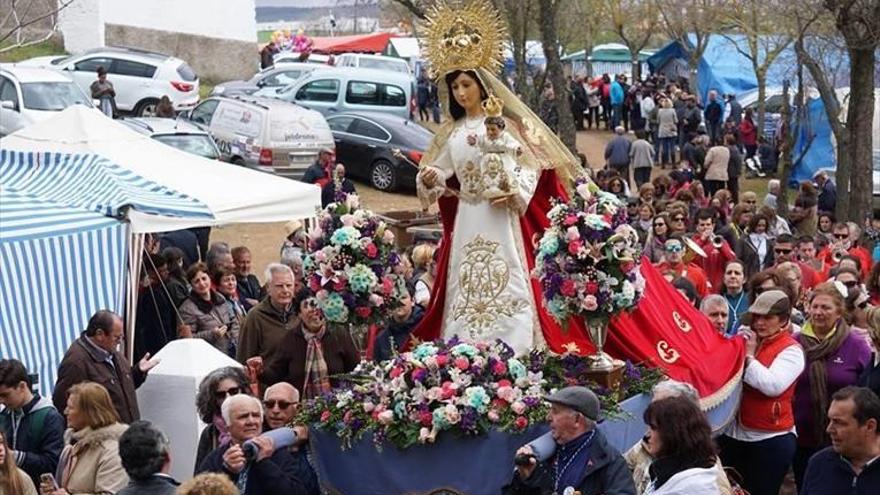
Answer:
[
  {"left": 21, "top": 82, "right": 90, "bottom": 111},
  {"left": 359, "top": 59, "right": 408, "bottom": 73},
  {"left": 389, "top": 119, "right": 433, "bottom": 148},
  {"left": 153, "top": 134, "right": 220, "bottom": 159}
]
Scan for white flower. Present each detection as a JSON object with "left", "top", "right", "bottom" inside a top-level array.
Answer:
[{"left": 576, "top": 182, "right": 592, "bottom": 201}]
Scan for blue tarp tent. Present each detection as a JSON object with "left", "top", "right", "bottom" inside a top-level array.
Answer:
[
  {"left": 791, "top": 95, "right": 837, "bottom": 184},
  {"left": 0, "top": 149, "right": 216, "bottom": 396},
  {"left": 647, "top": 34, "right": 791, "bottom": 104}
]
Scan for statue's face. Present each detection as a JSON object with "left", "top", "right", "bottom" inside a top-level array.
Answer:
[
  {"left": 451, "top": 72, "right": 482, "bottom": 113},
  {"left": 485, "top": 123, "right": 502, "bottom": 140}
]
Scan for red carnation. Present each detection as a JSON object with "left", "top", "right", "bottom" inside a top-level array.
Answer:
[
  {"left": 585, "top": 282, "right": 599, "bottom": 294},
  {"left": 419, "top": 410, "right": 433, "bottom": 427},
  {"left": 560, "top": 279, "right": 577, "bottom": 297},
  {"left": 308, "top": 276, "right": 321, "bottom": 291},
  {"left": 567, "top": 240, "right": 582, "bottom": 255},
  {"left": 355, "top": 306, "right": 372, "bottom": 318},
  {"left": 515, "top": 416, "right": 528, "bottom": 429},
  {"left": 435, "top": 354, "right": 449, "bottom": 367},
  {"left": 320, "top": 410, "right": 331, "bottom": 423},
  {"left": 333, "top": 278, "right": 347, "bottom": 291},
  {"left": 365, "top": 243, "right": 379, "bottom": 258},
  {"left": 497, "top": 379, "right": 512, "bottom": 388}
]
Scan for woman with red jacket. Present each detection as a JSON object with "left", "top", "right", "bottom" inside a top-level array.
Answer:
[
  {"left": 738, "top": 108, "right": 759, "bottom": 159},
  {"left": 719, "top": 290, "right": 805, "bottom": 495}
]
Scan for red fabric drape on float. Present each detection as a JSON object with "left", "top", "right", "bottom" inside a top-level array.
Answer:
[{"left": 412, "top": 171, "right": 744, "bottom": 401}]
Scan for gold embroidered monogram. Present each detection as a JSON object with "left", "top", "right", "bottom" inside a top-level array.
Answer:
[{"left": 452, "top": 235, "right": 526, "bottom": 337}]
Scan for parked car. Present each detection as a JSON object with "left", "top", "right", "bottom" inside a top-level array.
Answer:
[
  {"left": 273, "top": 52, "right": 332, "bottom": 65},
  {"left": 335, "top": 53, "right": 412, "bottom": 76},
  {"left": 181, "top": 94, "right": 334, "bottom": 179},
  {"left": 258, "top": 67, "right": 413, "bottom": 119},
  {"left": 211, "top": 63, "right": 318, "bottom": 97},
  {"left": 0, "top": 65, "right": 93, "bottom": 136},
  {"left": 120, "top": 117, "right": 222, "bottom": 160},
  {"left": 325, "top": 111, "right": 432, "bottom": 191},
  {"left": 18, "top": 46, "right": 199, "bottom": 116}
]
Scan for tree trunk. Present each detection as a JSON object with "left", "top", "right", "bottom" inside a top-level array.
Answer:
[
  {"left": 583, "top": 24, "right": 594, "bottom": 78},
  {"left": 632, "top": 59, "right": 640, "bottom": 81},
  {"left": 755, "top": 68, "right": 767, "bottom": 139},
  {"left": 845, "top": 46, "right": 876, "bottom": 223},
  {"left": 538, "top": 0, "right": 577, "bottom": 151},
  {"left": 777, "top": 79, "right": 793, "bottom": 218},
  {"left": 688, "top": 58, "right": 700, "bottom": 101}
]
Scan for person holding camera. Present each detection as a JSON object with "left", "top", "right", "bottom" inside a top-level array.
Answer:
[
  {"left": 196, "top": 395, "right": 306, "bottom": 495},
  {"left": 502, "top": 386, "right": 635, "bottom": 495}
]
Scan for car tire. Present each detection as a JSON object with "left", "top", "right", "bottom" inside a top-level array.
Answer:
[
  {"left": 370, "top": 159, "right": 397, "bottom": 191},
  {"left": 231, "top": 157, "right": 245, "bottom": 166},
  {"left": 135, "top": 98, "right": 160, "bottom": 117}
]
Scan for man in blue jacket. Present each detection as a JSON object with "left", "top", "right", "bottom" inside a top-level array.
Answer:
[
  {"left": 801, "top": 386, "right": 880, "bottom": 494},
  {"left": 609, "top": 76, "right": 625, "bottom": 129},
  {"left": 0, "top": 359, "right": 65, "bottom": 488}
]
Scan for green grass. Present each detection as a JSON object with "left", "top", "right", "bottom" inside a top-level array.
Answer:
[{"left": 0, "top": 38, "right": 66, "bottom": 63}]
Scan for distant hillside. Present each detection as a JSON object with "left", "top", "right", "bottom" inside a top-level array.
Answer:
[{"left": 256, "top": 5, "right": 380, "bottom": 23}]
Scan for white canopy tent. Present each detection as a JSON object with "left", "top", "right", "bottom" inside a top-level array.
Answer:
[{"left": 0, "top": 106, "right": 321, "bottom": 233}]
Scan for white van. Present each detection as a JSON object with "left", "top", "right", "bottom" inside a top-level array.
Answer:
[
  {"left": 335, "top": 54, "right": 412, "bottom": 76},
  {"left": 261, "top": 67, "right": 414, "bottom": 120},
  {"left": 182, "top": 94, "right": 334, "bottom": 179}
]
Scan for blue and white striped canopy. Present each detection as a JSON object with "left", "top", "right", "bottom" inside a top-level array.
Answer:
[
  {"left": 0, "top": 190, "right": 128, "bottom": 397},
  {"left": 0, "top": 149, "right": 214, "bottom": 221}
]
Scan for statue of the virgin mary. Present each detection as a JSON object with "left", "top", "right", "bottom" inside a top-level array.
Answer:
[{"left": 413, "top": 0, "right": 594, "bottom": 356}]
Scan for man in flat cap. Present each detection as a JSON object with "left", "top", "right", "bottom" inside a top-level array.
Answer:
[{"left": 503, "top": 386, "right": 636, "bottom": 495}]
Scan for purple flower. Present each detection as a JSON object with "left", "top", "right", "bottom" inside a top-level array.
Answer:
[{"left": 523, "top": 396, "right": 540, "bottom": 408}]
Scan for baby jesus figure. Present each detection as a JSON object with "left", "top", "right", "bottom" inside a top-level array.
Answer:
[{"left": 466, "top": 96, "right": 524, "bottom": 200}]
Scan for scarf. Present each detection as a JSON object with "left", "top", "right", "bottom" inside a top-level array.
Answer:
[
  {"left": 302, "top": 326, "right": 331, "bottom": 400},
  {"left": 800, "top": 318, "right": 850, "bottom": 444},
  {"left": 749, "top": 233, "right": 768, "bottom": 267},
  {"left": 189, "top": 290, "right": 223, "bottom": 314},
  {"left": 213, "top": 413, "right": 231, "bottom": 447}
]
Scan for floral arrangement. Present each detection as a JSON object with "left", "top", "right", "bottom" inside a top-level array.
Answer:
[
  {"left": 303, "top": 193, "right": 403, "bottom": 327},
  {"left": 297, "top": 338, "right": 664, "bottom": 450},
  {"left": 533, "top": 177, "right": 646, "bottom": 325}
]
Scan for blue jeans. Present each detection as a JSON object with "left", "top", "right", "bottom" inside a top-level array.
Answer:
[
  {"left": 611, "top": 104, "right": 622, "bottom": 128},
  {"left": 719, "top": 433, "right": 796, "bottom": 495},
  {"left": 660, "top": 137, "right": 675, "bottom": 165}
]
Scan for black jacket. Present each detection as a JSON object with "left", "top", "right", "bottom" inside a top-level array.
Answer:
[
  {"left": 374, "top": 305, "right": 426, "bottom": 362},
  {"left": 0, "top": 394, "right": 65, "bottom": 488},
  {"left": 237, "top": 273, "right": 266, "bottom": 311},
  {"left": 503, "top": 429, "right": 636, "bottom": 495},
  {"left": 801, "top": 445, "right": 880, "bottom": 494},
  {"left": 858, "top": 354, "right": 880, "bottom": 398},
  {"left": 197, "top": 441, "right": 308, "bottom": 495},
  {"left": 117, "top": 475, "right": 180, "bottom": 495}
]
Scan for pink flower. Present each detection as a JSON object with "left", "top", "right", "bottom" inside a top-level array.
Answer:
[
  {"left": 390, "top": 367, "right": 403, "bottom": 378},
  {"left": 435, "top": 354, "right": 449, "bottom": 367},
  {"left": 343, "top": 410, "right": 353, "bottom": 423},
  {"left": 314, "top": 249, "right": 328, "bottom": 262},
  {"left": 567, "top": 240, "right": 582, "bottom": 255},
  {"left": 454, "top": 357, "right": 470, "bottom": 370},
  {"left": 564, "top": 214, "right": 578, "bottom": 226},
  {"left": 492, "top": 361, "right": 508, "bottom": 375},
  {"left": 515, "top": 416, "right": 529, "bottom": 429},
  {"left": 369, "top": 293, "right": 385, "bottom": 306},
  {"left": 492, "top": 398, "right": 509, "bottom": 410},
  {"left": 365, "top": 243, "right": 379, "bottom": 258},
  {"left": 382, "top": 278, "right": 394, "bottom": 296},
  {"left": 488, "top": 410, "right": 500, "bottom": 422},
  {"left": 497, "top": 386, "right": 517, "bottom": 403},
  {"left": 440, "top": 381, "right": 456, "bottom": 400},
  {"left": 497, "top": 379, "right": 512, "bottom": 388},
  {"left": 511, "top": 401, "right": 527, "bottom": 415},
  {"left": 565, "top": 226, "right": 580, "bottom": 241},
  {"left": 383, "top": 229, "right": 395, "bottom": 244},
  {"left": 419, "top": 410, "right": 433, "bottom": 427},
  {"left": 621, "top": 261, "right": 635, "bottom": 273},
  {"left": 377, "top": 410, "right": 394, "bottom": 425},
  {"left": 340, "top": 214, "right": 356, "bottom": 227},
  {"left": 333, "top": 278, "right": 347, "bottom": 291},
  {"left": 582, "top": 295, "right": 598, "bottom": 311},
  {"left": 308, "top": 276, "right": 321, "bottom": 292},
  {"left": 320, "top": 410, "right": 331, "bottom": 423},
  {"left": 363, "top": 401, "right": 375, "bottom": 413},
  {"left": 585, "top": 282, "right": 599, "bottom": 295},
  {"left": 560, "top": 279, "right": 577, "bottom": 297}
]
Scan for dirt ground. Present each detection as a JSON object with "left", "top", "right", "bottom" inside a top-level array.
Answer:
[{"left": 211, "top": 129, "right": 615, "bottom": 275}]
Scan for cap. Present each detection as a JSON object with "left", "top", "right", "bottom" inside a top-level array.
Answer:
[
  {"left": 747, "top": 289, "right": 791, "bottom": 316},
  {"left": 544, "top": 386, "right": 600, "bottom": 421}
]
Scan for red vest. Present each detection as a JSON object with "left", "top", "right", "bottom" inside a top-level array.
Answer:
[{"left": 739, "top": 331, "right": 799, "bottom": 431}]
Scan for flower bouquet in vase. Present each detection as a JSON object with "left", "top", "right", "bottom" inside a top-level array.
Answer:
[
  {"left": 532, "top": 178, "right": 645, "bottom": 374},
  {"left": 303, "top": 193, "right": 405, "bottom": 355}
]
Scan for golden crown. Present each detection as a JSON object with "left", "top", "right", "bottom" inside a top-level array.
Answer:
[
  {"left": 481, "top": 94, "right": 504, "bottom": 117},
  {"left": 424, "top": 0, "right": 507, "bottom": 79}
]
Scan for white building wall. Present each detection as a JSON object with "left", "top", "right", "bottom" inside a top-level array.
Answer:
[
  {"left": 57, "top": 0, "right": 105, "bottom": 54},
  {"left": 102, "top": 0, "right": 256, "bottom": 42}
]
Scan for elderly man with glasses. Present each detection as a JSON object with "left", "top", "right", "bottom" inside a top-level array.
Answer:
[{"left": 261, "top": 383, "right": 319, "bottom": 495}]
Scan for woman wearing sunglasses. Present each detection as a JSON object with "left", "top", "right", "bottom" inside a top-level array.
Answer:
[
  {"left": 643, "top": 212, "right": 672, "bottom": 263},
  {"left": 263, "top": 290, "right": 359, "bottom": 400},
  {"left": 193, "top": 367, "right": 250, "bottom": 474}
]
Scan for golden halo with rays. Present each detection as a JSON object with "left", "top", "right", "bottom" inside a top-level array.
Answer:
[{"left": 423, "top": 0, "right": 507, "bottom": 80}]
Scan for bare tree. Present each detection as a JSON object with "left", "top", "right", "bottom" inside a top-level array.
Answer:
[
  {"left": 569, "top": 0, "right": 607, "bottom": 78},
  {"left": 721, "top": 0, "right": 792, "bottom": 132},
  {"left": 538, "top": 0, "right": 577, "bottom": 151},
  {"left": 0, "top": 0, "right": 74, "bottom": 52},
  {"left": 655, "top": 0, "right": 728, "bottom": 100},
  {"left": 386, "top": 0, "right": 430, "bottom": 19},
  {"left": 493, "top": 0, "right": 538, "bottom": 109},
  {"left": 607, "top": 0, "right": 659, "bottom": 80}
]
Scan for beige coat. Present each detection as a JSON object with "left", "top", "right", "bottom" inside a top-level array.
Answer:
[
  {"left": 58, "top": 423, "right": 128, "bottom": 495},
  {"left": 703, "top": 145, "right": 730, "bottom": 181},
  {"left": 0, "top": 467, "right": 38, "bottom": 495}
]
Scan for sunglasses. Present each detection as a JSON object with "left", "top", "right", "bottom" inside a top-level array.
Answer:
[
  {"left": 654, "top": 222, "right": 666, "bottom": 227},
  {"left": 665, "top": 245, "right": 683, "bottom": 253},
  {"left": 834, "top": 234, "right": 849, "bottom": 239},
  {"left": 215, "top": 387, "right": 241, "bottom": 399},
  {"left": 263, "top": 400, "right": 295, "bottom": 410},
  {"left": 841, "top": 280, "right": 858, "bottom": 288},
  {"left": 774, "top": 248, "right": 792, "bottom": 254},
  {"left": 673, "top": 217, "right": 685, "bottom": 222}
]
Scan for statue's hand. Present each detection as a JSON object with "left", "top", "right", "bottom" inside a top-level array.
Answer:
[{"left": 420, "top": 167, "right": 440, "bottom": 188}]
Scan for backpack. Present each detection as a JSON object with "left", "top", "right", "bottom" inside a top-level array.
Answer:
[{"left": 0, "top": 405, "right": 52, "bottom": 448}]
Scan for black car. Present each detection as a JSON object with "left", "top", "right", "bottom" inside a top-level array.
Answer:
[{"left": 325, "top": 112, "right": 433, "bottom": 192}]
